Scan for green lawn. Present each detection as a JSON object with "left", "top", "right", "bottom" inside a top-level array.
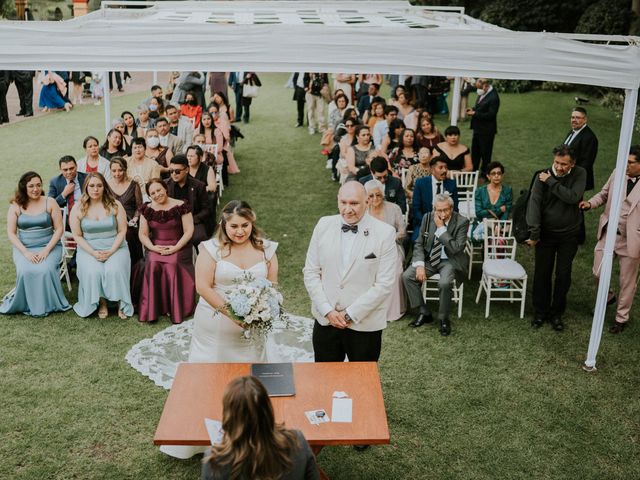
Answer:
[{"left": 0, "top": 73, "right": 638, "bottom": 479}]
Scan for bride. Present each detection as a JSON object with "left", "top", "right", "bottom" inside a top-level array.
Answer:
[{"left": 189, "top": 199, "right": 278, "bottom": 363}]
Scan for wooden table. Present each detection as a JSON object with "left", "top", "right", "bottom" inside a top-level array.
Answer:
[{"left": 154, "top": 362, "right": 390, "bottom": 478}]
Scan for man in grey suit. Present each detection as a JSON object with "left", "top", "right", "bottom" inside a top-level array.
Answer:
[{"left": 402, "top": 193, "right": 469, "bottom": 336}]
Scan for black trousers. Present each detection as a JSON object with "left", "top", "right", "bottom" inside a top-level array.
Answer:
[
  {"left": 294, "top": 86, "right": 305, "bottom": 125},
  {"left": 108, "top": 72, "right": 122, "bottom": 90},
  {"left": 15, "top": 78, "right": 33, "bottom": 115},
  {"left": 0, "top": 82, "right": 8, "bottom": 122},
  {"left": 313, "top": 321, "right": 382, "bottom": 362},
  {"left": 471, "top": 133, "right": 495, "bottom": 174},
  {"left": 233, "top": 84, "right": 243, "bottom": 122},
  {"left": 533, "top": 234, "right": 579, "bottom": 318}
]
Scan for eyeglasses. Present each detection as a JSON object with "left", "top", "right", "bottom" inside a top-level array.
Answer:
[
  {"left": 169, "top": 168, "right": 186, "bottom": 174},
  {"left": 345, "top": 124, "right": 354, "bottom": 128}
]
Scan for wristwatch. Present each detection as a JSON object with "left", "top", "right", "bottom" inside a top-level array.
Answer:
[{"left": 344, "top": 312, "right": 353, "bottom": 323}]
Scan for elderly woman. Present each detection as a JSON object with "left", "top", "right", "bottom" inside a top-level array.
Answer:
[
  {"left": 135, "top": 104, "right": 155, "bottom": 134},
  {"left": 99, "top": 128, "right": 126, "bottom": 161},
  {"left": 405, "top": 147, "right": 432, "bottom": 200},
  {"left": 127, "top": 137, "right": 162, "bottom": 198},
  {"left": 434, "top": 125, "right": 472, "bottom": 172},
  {"left": 365, "top": 179, "right": 406, "bottom": 321},
  {"left": 145, "top": 128, "right": 172, "bottom": 177},
  {"left": 1, "top": 172, "right": 70, "bottom": 317},
  {"left": 77, "top": 135, "right": 111, "bottom": 180},
  {"left": 472, "top": 161, "right": 513, "bottom": 240}
]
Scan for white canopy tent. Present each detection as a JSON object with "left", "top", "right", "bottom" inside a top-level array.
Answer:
[{"left": 0, "top": 0, "right": 638, "bottom": 370}]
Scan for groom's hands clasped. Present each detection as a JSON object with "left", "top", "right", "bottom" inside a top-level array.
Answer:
[{"left": 326, "top": 310, "right": 351, "bottom": 329}]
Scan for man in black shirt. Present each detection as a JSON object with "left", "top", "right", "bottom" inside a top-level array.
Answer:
[{"left": 526, "top": 145, "right": 586, "bottom": 331}]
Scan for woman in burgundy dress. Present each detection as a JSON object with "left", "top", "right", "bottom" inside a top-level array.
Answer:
[{"left": 135, "top": 178, "right": 196, "bottom": 323}]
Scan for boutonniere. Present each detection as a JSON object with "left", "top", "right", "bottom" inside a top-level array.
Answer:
[{"left": 364, "top": 229, "right": 369, "bottom": 237}]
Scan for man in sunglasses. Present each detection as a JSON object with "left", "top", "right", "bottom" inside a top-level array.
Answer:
[
  {"left": 359, "top": 156, "right": 406, "bottom": 214},
  {"left": 165, "top": 154, "right": 210, "bottom": 246}
]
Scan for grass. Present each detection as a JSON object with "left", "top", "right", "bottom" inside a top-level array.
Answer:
[{"left": 0, "top": 73, "right": 639, "bottom": 479}]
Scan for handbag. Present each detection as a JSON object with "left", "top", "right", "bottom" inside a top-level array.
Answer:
[{"left": 243, "top": 83, "right": 260, "bottom": 98}]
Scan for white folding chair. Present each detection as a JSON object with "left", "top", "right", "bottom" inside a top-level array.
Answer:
[
  {"left": 421, "top": 275, "right": 464, "bottom": 318},
  {"left": 465, "top": 219, "right": 513, "bottom": 280},
  {"left": 400, "top": 167, "right": 409, "bottom": 189},
  {"left": 215, "top": 164, "right": 224, "bottom": 204},
  {"left": 451, "top": 170, "right": 478, "bottom": 220},
  {"left": 59, "top": 207, "right": 76, "bottom": 292},
  {"left": 475, "top": 219, "right": 527, "bottom": 318}
]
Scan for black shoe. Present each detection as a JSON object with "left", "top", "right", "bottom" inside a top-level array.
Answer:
[
  {"left": 409, "top": 313, "right": 433, "bottom": 328},
  {"left": 16, "top": 111, "right": 25, "bottom": 116},
  {"left": 550, "top": 315, "right": 564, "bottom": 331},
  {"left": 353, "top": 445, "right": 370, "bottom": 452},
  {"left": 531, "top": 316, "right": 545, "bottom": 328},
  {"left": 607, "top": 294, "right": 617, "bottom": 306},
  {"left": 24, "top": 112, "right": 33, "bottom": 117},
  {"left": 609, "top": 321, "right": 626, "bottom": 334},
  {"left": 439, "top": 318, "right": 451, "bottom": 336}
]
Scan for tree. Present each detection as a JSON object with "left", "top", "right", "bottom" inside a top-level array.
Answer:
[{"left": 0, "top": 0, "right": 16, "bottom": 19}]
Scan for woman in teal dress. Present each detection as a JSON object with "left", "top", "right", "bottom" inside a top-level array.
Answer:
[
  {"left": 1, "top": 172, "right": 70, "bottom": 316},
  {"left": 473, "top": 161, "right": 513, "bottom": 240},
  {"left": 70, "top": 172, "right": 133, "bottom": 319}
]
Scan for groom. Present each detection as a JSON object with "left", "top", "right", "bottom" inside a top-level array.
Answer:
[{"left": 303, "top": 181, "right": 397, "bottom": 362}]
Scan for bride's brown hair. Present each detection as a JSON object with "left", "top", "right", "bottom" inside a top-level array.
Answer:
[
  {"left": 214, "top": 200, "right": 264, "bottom": 257},
  {"left": 204, "top": 376, "right": 298, "bottom": 479}
]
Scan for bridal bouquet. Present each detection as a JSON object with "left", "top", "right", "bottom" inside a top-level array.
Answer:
[{"left": 226, "top": 272, "right": 287, "bottom": 339}]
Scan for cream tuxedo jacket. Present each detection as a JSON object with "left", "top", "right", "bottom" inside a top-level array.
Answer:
[{"left": 303, "top": 213, "right": 397, "bottom": 332}]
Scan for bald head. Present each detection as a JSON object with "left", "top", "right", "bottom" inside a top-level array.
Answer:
[{"left": 338, "top": 180, "right": 368, "bottom": 225}]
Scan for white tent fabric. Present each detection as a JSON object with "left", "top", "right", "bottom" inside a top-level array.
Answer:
[
  {"left": 0, "top": 0, "right": 637, "bottom": 370},
  {"left": 0, "top": 1, "right": 639, "bottom": 89}
]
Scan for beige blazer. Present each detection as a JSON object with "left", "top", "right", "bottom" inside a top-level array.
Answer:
[
  {"left": 588, "top": 170, "right": 640, "bottom": 258},
  {"left": 303, "top": 213, "right": 397, "bottom": 332}
]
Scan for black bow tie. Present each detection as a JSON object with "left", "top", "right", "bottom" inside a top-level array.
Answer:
[{"left": 341, "top": 224, "right": 358, "bottom": 234}]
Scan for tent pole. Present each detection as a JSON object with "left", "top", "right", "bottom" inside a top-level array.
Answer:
[
  {"left": 450, "top": 76, "right": 461, "bottom": 126},
  {"left": 103, "top": 70, "right": 112, "bottom": 136},
  {"left": 153, "top": 71, "right": 158, "bottom": 86},
  {"left": 583, "top": 87, "right": 638, "bottom": 372}
]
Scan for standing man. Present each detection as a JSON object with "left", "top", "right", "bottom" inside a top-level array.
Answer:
[
  {"left": 579, "top": 146, "right": 640, "bottom": 333},
  {"left": 0, "top": 71, "right": 11, "bottom": 124},
  {"left": 228, "top": 71, "right": 244, "bottom": 123},
  {"left": 402, "top": 193, "right": 469, "bottom": 335},
  {"left": 526, "top": 145, "right": 586, "bottom": 331},
  {"left": 303, "top": 73, "right": 329, "bottom": 135},
  {"left": 467, "top": 78, "right": 500, "bottom": 175},
  {"left": 12, "top": 70, "right": 35, "bottom": 117},
  {"left": 303, "top": 181, "right": 397, "bottom": 363},
  {"left": 563, "top": 107, "right": 598, "bottom": 191}
]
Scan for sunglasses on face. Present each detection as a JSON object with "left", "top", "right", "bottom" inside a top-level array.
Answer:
[{"left": 169, "top": 168, "right": 186, "bottom": 174}]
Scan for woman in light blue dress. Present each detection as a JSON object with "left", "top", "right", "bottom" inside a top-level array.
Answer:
[
  {"left": 69, "top": 172, "right": 133, "bottom": 319},
  {"left": 1, "top": 172, "right": 70, "bottom": 317}
]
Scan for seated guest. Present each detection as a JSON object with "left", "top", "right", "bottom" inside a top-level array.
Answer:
[
  {"left": 405, "top": 147, "right": 432, "bottom": 201},
  {"left": 107, "top": 157, "right": 143, "bottom": 268},
  {"left": 328, "top": 93, "right": 349, "bottom": 131},
  {"left": 365, "top": 179, "right": 406, "bottom": 322},
  {"left": 344, "top": 125, "right": 375, "bottom": 182},
  {"left": 99, "top": 128, "right": 126, "bottom": 161},
  {"left": 412, "top": 156, "right": 459, "bottom": 240},
  {"left": 208, "top": 99, "right": 240, "bottom": 177},
  {"left": 373, "top": 105, "right": 399, "bottom": 149},
  {"left": 473, "top": 161, "right": 513, "bottom": 240},
  {"left": 416, "top": 117, "right": 444, "bottom": 152},
  {"left": 359, "top": 156, "right": 407, "bottom": 214},
  {"left": 148, "top": 96, "right": 165, "bottom": 121},
  {"left": 357, "top": 82, "right": 380, "bottom": 120},
  {"left": 121, "top": 110, "right": 142, "bottom": 147},
  {"left": 165, "top": 154, "right": 211, "bottom": 245},
  {"left": 77, "top": 136, "right": 111, "bottom": 180},
  {"left": 202, "top": 376, "right": 319, "bottom": 480},
  {"left": 145, "top": 128, "right": 172, "bottom": 177},
  {"left": 127, "top": 137, "right": 161, "bottom": 198},
  {"left": 135, "top": 178, "right": 195, "bottom": 324},
  {"left": 380, "top": 118, "right": 405, "bottom": 155},
  {"left": 199, "top": 111, "right": 224, "bottom": 156},
  {"left": 1, "top": 172, "right": 71, "bottom": 317},
  {"left": 402, "top": 193, "right": 469, "bottom": 335},
  {"left": 394, "top": 89, "right": 414, "bottom": 121},
  {"left": 70, "top": 172, "right": 133, "bottom": 319},
  {"left": 155, "top": 116, "right": 184, "bottom": 156},
  {"left": 136, "top": 104, "right": 155, "bottom": 134},
  {"left": 112, "top": 117, "right": 132, "bottom": 155},
  {"left": 165, "top": 103, "right": 194, "bottom": 150},
  {"left": 366, "top": 99, "right": 386, "bottom": 130},
  {"left": 186, "top": 145, "right": 217, "bottom": 235},
  {"left": 48, "top": 155, "right": 87, "bottom": 217},
  {"left": 434, "top": 125, "right": 472, "bottom": 172},
  {"left": 180, "top": 91, "right": 202, "bottom": 128},
  {"left": 388, "top": 128, "right": 420, "bottom": 173}
]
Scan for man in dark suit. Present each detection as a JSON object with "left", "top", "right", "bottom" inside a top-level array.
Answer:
[
  {"left": 468, "top": 78, "right": 500, "bottom": 175},
  {"left": 165, "top": 154, "right": 210, "bottom": 246},
  {"left": 411, "top": 156, "right": 458, "bottom": 240},
  {"left": 0, "top": 70, "right": 11, "bottom": 124},
  {"left": 12, "top": 70, "right": 35, "bottom": 117},
  {"left": 359, "top": 156, "right": 406, "bottom": 214},
  {"left": 356, "top": 83, "right": 380, "bottom": 119},
  {"left": 48, "top": 155, "right": 87, "bottom": 218},
  {"left": 402, "top": 193, "right": 469, "bottom": 335},
  {"left": 564, "top": 107, "right": 598, "bottom": 191}
]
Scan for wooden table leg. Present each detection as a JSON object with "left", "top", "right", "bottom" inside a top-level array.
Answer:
[{"left": 311, "top": 445, "right": 330, "bottom": 480}]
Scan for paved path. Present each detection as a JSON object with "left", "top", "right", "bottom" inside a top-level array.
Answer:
[{"left": 0, "top": 71, "right": 170, "bottom": 128}]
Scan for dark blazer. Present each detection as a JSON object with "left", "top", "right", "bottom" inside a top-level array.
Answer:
[
  {"left": 165, "top": 176, "right": 210, "bottom": 245},
  {"left": 359, "top": 174, "right": 407, "bottom": 214},
  {"left": 470, "top": 88, "right": 500, "bottom": 136},
  {"left": 412, "top": 176, "right": 458, "bottom": 239},
  {"left": 565, "top": 125, "right": 598, "bottom": 190},
  {"left": 48, "top": 172, "right": 88, "bottom": 208},
  {"left": 412, "top": 211, "right": 469, "bottom": 280},
  {"left": 357, "top": 95, "right": 374, "bottom": 118}
]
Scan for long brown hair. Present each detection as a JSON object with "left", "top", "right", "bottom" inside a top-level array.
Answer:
[
  {"left": 205, "top": 376, "right": 298, "bottom": 480},
  {"left": 78, "top": 172, "right": 118, "bottom": 219},
  {"left": 11, "top": 171, "right": 43, "bottom": 209},
  {"left": 214, "top": 200, "right": 264, "bottom": 257}
]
